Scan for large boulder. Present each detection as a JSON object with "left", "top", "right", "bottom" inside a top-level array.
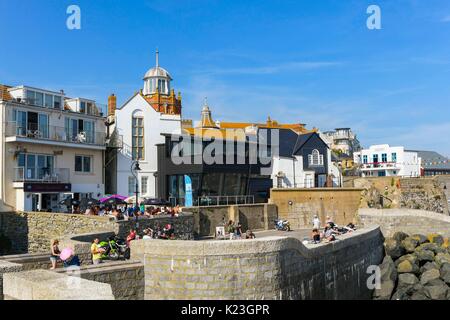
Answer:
[
  {"left": 416, "top": 250, "right": 435, "bottom": 265},
  {"left": 397, "top": 273, "right": 419, "bottom": 294},
  {"left": 417, "top": 243, "right": 445, "bottom": 255},
  {"left": 410, "top": 283, "right": 428, "bottom": 300},
  {"left": 385, "top": 239, "right": 405, "bottom": 260},
  {"left": 424, "top": 281, "right": 449, "bottom": 300},
  {"left": 440, "top": 263, "right": 450, "bottom": 285},
  {"left": 428, "top": 234, "right": 444, "bottom": 246},
  {"left": 391, "top": 288, "right": 410, "bottom": 300},
  {"left": 397, "top": 260, "right": 419, "bottom": 274},
  {"left": 393, "top": 232, "right": 409, "bottom": 242},
  {"left": 373, "top": 256, "right": 398, "bottom": 300},
  {"left": 420, "top": 268, "right": 441, "bottom": 285},
  {"left": 401, "top": 237, "right": 419, "bottom": 253},
  {"left": 420, "top": 261, "right": 439, "bottom": 274},
  {"left": 395, "top": 254, "right": 418, "bottom": 267},
  {"left": 411, "top": 234, "right": 429, "bottom": 245},
  {"left": 435, "top": 253, "right": 450, "bottom": 266}
]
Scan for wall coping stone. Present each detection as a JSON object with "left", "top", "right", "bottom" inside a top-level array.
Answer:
[
  {"left": 131, "top": 225, "right": 382, "bottom": 259},
  {"left": 3, "top": 269, "right": 114, "bottom": 300},
  {"left": 359, "top": 208, "right": 450, "bottom": 221}
]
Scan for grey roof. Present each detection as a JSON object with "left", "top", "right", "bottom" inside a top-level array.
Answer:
[{"left": 406, "top": 150, "right": 450, "bottom": 170}]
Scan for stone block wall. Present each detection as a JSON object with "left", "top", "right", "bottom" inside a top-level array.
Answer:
[
  {"left": 3, "top": 270, "right": 114, "bottom": 300},
  {"left": 270, "top": 188, "right": 363, "bottom": 229},
  {"left": 185, "top": 204, "right": 277, "bottom": 237},
  {"left": 0, "top": 212, "right": 195, "bottom": 255},
  {"left": 359, "top": 208, "right": 450, "bottom": 238},
  {"left": 0, "top": 211, "right": 117, "bottom": 254},
  {"left": 0, "top": 260, "right": 22, "bottom": 300},
  {"left": 56, "top": 261, "right": 144, "bottom": 300},
  {"left": 131, "top": 226, "right": 384, "bottom": 300}
]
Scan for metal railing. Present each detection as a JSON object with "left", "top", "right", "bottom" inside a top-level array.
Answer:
[
  {"left": 168, "top": 195, "right": 255, "bottom": 207},
  {"left": 14, "top": 167, "right": 70, "bottom": 183},
  {"left": 4, "top": 122, "right": 106, "bottom": 146}
]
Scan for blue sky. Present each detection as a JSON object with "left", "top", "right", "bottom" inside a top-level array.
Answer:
[{"left": 1, "top": 0, "right": 450, "bottom": 155}]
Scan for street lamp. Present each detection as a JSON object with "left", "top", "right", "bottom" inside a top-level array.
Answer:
[{"left": 131, "top": 160, "right": 141, "bottom": 209}]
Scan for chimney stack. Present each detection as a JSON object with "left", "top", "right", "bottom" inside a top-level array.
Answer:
[{"left": 108, "top": 94, "right": 116, "bottom": 116}]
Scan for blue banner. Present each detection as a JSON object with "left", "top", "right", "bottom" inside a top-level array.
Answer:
[{"left": 184, "top": 175, "right": 193, "bottom": 207}]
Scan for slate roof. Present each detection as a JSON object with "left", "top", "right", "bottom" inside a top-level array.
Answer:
[{"left": 406, "top": 150, "right": 450, "bottom": 170}]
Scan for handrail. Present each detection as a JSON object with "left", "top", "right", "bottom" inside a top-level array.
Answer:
[{"left": 4, "top": 121, "right": 105, "bottom": 146}]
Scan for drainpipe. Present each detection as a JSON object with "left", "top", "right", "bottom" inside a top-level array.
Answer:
[{"left": 292, "top": 157, "right": 296, "bottom": 188}]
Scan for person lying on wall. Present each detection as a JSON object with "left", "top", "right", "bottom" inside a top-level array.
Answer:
[
  {"left": 322, "top": 222, "right": 340, "bottom": 242},
  {"left": 245, "top": 230, "right": 256, "bottom": 239}
]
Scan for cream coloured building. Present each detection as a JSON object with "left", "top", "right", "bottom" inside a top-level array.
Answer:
[{"left": 0, "top": 84, "right": 106, "bottom": 211}]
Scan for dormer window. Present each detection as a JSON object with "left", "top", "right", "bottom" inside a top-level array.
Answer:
[{"left": 308, "top": 149, "right": 324, "bottom": 166}]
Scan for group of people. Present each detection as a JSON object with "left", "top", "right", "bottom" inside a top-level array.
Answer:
[
  {"left": 71, "top": 203, "right": 183, "bottom": 221},
  {"left": 310, "top": 215, "right": 356, "bottom": 244},
  {"left": 224, "top": 220, "right": 256, "bottom": 240}
]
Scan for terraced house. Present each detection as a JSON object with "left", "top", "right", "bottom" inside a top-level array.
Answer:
[{"left": 0, "top": 84, "right": 107, "bottom": 212}]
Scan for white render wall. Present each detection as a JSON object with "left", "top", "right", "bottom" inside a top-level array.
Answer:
[
  {"left": 271, "top": 155, "right": 316, "bottom": 188},
  {"left": 115, "top": 94, "right": 181, "bottom": 197},
  {"left": 354, "top": 144, "right": 421, "bottom": 177}
]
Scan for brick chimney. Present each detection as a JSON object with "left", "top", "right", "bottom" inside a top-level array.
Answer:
[{"left": 108, "top": 94, "right": 116, "bottom": 116}]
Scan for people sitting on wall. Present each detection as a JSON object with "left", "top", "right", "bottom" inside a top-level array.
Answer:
[
  {"left": 72, "top": 206, "right": 81, "bottom": 214},
  {"left": 160, "top": 224, "right": 175, "bottom": 240},
  {"left": 126, "top": 228, "right": 137, "bottom": 246},
  {"left": 226, "top": 220, "right": 236, "bottom": 240},
  {"left": 235, "top": 222, "right": 243, "bottom": 239},
  {"left": 245, "top": 230, "right": 256, "bottom": 239},
  {"left": 322, "top": 222, "right": 339, "bottom": 242},
  {"left": 142, "top": 228, "right": 154, "bottom": 239},
  {"left": 311, "top": 228, "right": 321, "bottom": 243}
]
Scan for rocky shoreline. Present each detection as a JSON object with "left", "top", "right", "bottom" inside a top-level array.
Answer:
[{"left": 374, "top": 232, "right": 450, "bottom": 300}]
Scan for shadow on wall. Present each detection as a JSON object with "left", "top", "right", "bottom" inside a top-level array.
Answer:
[{"left": 0, "top": 212, "right": 29, "bottom": 255}]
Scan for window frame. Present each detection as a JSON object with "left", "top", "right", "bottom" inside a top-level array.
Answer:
[{"left": 74, "top": 155, "right": 92, "bottom": 173}]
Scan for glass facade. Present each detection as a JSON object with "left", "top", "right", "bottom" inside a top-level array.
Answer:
[{"left": 167, "top": 173, "right": 248, "bottom": 206}]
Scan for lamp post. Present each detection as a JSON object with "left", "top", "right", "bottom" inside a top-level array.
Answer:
[{"left": 131, "top": 161, "right": 141, "bottom": 209}]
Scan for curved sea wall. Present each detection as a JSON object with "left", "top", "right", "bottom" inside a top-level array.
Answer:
[
  {"left": 359, "top": 208, "right": 450, "bottom": 238},
  {"left": 131, "top": 226, "right": 384, "bottom": 300}
]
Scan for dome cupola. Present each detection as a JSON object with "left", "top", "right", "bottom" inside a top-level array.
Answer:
[{"left": 143, "top": 49, "right": 172, "bottom": 95}]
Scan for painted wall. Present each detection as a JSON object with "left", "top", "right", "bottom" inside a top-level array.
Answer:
[{"left": 114, "top": 94, "right": 181, "bottom": 197}]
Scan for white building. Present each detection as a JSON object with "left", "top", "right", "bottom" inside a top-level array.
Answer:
[
  {"left": 354, "top": 144, "right": 421, "bottom": 177},
  {"left": 321, "top": 128, "right": 361, "bottom": 156},
  {"left": 269, "top": 130, "right": 342, "bottom": 188},
  {"left": 0, "top": 84, "right": 106, "bottom": 211},
  {"left": 106, "top": 51, "right": 182, "bottom": 198}
]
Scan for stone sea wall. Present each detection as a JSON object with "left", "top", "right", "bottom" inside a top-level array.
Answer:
[
  {"left": 131, "top": 226, "right": 384, "bottom": 300},
  {"left": 185, "top": 204, "right": 277, "bottom": 238},
  {"left": 56, "top": 260, "right": 144, "bottom": 300},
  {"left": 269, "top": 188, "right": 362, "bottom": 229},
  {"left": 3, "top": 270, "right": 114, "bottom": 300},
  {"left": 359, "top": 208, "right": 450, "bottom": 238},
  {"left": 0, "top": 211, "right": 195, "bottom": 254}
]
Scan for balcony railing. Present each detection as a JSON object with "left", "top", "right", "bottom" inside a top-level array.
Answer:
[
  {"left": 4, "top": 122, "right": 106, "bottom": 146},
  {"left": 14, "top": 167, "right": 70, "bottom": 183},
  {"left": 361, "top": 162, "right": 400, "bottom": 169}
]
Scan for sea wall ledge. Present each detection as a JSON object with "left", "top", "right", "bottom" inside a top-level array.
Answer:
[{"left": 131, "top": 225, "right": 382, "bottom": 259}]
